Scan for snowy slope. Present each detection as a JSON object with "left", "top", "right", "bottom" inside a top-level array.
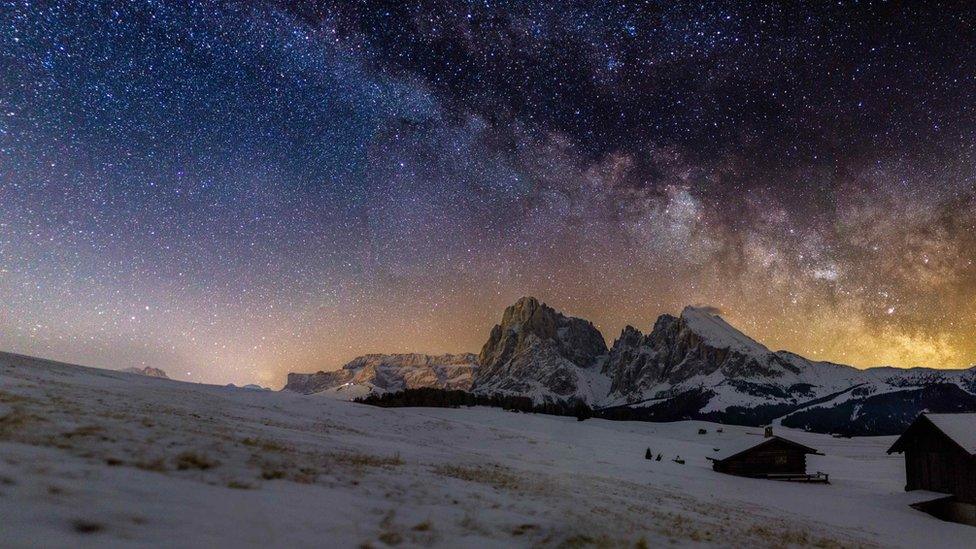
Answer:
[
  {"left": 2, "top": 351, "right": 974, "bottom": 547},
  {"left": 678, "top": 306, "right": 771, "bottom": 355}
]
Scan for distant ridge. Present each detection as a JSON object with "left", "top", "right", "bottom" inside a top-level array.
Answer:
[
  {"left": 122, "top": 366, "right": 169, "bottom": 379},
  {"left": 283, "top": 353, "right": 478, "bottom": 396}
]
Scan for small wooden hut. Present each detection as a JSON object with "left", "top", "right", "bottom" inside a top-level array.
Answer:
[
  {"left": 887, "top": 413, "right": 976, "bottom": 503},
  {"left": 709, "top": 435, "right": 826, "bottom": 482}
]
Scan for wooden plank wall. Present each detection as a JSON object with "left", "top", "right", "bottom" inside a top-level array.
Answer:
[
  {"left": 715, "top": 440, "right": 808, "bottom": 477},
  {"left": 902, "top": 423, "right": 976, "bottom": 503}
]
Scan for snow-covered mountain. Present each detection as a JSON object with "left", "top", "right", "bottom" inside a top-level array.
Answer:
[
  {"left": 121, "top": 366, "right": 169, "bottom": 379},
  {"left": 600, "top": 306, "right": 872, "bottom": 408},
  {"left": 283, "top": 353, "right": 478, "bottom": 398},
  {"left": 593, "top": 305, "right": 976, "bottom": 432},
  {"left": 284, "top": 297, "right": 976, "bottom": 434}
]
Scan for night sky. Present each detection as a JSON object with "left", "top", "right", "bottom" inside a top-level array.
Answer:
[{"left": 2, "top": 1, "right": 975, "bottom": 386}]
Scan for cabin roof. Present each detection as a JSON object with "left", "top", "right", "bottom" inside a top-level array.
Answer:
[
  {"left": 710, "top": 435, "right": 821, "bottom": 462},
  {"left": 888, "top": 413, "right": 976, "bottom": 456}
]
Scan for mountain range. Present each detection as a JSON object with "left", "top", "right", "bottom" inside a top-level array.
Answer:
[
  {"left": 121, "top": 366, "right": 169, "bottom": 379},
  {"left": 285, "top": 353, "right": 478, "bottom": 400},
  {"left": 284, "top": 297, "right": 976, "bottom": 435}
]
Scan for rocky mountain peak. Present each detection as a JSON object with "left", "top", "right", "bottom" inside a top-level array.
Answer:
[
  {"left": 616, "top": 325, "right": 643, "bottom": 345},
  {"left": 497, "top": 296, "right": 557, "bottom": 339},
  {"left": 472, "top": 297, "right": 608, "bottom": 403},
  {"left": 478, "top": 297, "right": 607, "bottom": 370},
  {"left": 509, "top": 295, "right": 541, "bottom": 312}
]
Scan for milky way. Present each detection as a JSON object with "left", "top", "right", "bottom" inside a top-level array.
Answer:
[{"left": 2, "top": 1, "right": 975, "bottom": 385}]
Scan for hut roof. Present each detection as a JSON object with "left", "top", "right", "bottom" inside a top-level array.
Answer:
[
  {"left": 888, "top": 413, "right": 976, "bottom": 456},
  {"left": 710, "top": 435, "right": 821, "bottom": 462}
]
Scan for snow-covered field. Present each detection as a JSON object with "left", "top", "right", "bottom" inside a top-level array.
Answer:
[{"left": 1, "top": 352, "right": 973, "bottom": 548}]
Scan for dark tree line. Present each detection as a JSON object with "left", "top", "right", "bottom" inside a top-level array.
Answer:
[
  {"left": 354, "top": 383, "right": 976, "bottom": 437},
  {"left": 355, "top": 387, "right": 785, "bottom": 427},
  {"left": 355, "top": 388, "right": 593, "bottom": 420}
]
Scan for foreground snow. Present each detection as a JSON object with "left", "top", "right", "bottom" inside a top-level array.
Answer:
[{"left": 1, "top": 352, "right": 973, "bottom": 548}]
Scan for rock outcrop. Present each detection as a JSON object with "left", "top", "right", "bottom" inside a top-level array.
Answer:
[{"left": 472, "top": 297, "right": 608, "bottom": 403}]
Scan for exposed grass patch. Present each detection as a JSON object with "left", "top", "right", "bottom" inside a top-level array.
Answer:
[
  {"left": 241, "top": 437, "right": 287, "bottom": 452},
  {"left": 744, "top": 524, "right": 850, "bottom": 548},
  {"left": 227, "top": 480, "right": 254, "bottom": 490},
  {"left": 135, "top": 458, "right": 167, "bottom": 472},
  {"left": 411, "top": 520, "right": 432, "bottom": 532},
  {"left": 331, "top": 452, "right": 403, "bottom": 469},
  {"left": 174, "top": 452, "right": 218, "bottom": 471},
  {"left": 512, "top": 523, "right": 539, "bottom": 536},
  {"left": 0, "top": 408, "right": 35, "bottom": 436},
  {"left": 261, "top": 469, "right": 286, "bottom": 480},
  {"left": 555, "top": 533, "right": 620, "bottom": 548},
  {"left": 377, "top": 531, "right": 403, "bottom": 546},
  {"left": 458, "top": 512, "right": 490, "bottom": 535},
  {"left": 0, "top": 390, "right": 31, "bottom": 404},
  {"left": 432, "top": 463, "right": 524, "bottom": 491},
  {"left": 292, "top": 467, "right": 318, "bottom": 484},
  {"left": 256, "top": 460, "right": 318, "bottom": 483},
  {"left": 689, "top": 528, "right": 714, "bottom": 543},
  {"left": 63, "top": 425, "right": 104, "bottom": 439},
  {"left": 72, "top": 519, "right": 104, "bottom": 534}
]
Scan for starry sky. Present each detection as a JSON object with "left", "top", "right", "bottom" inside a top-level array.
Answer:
[{"left": 2, "top": 1, "right": 975, "bottom": 386}]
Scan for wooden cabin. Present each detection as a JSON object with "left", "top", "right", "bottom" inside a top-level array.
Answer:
[
  {"left": 887, "top": 413, "right": 976, "bottom": 503},
  {"left": 709, "top": 435, "right": 826, "bottom": 482}
]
